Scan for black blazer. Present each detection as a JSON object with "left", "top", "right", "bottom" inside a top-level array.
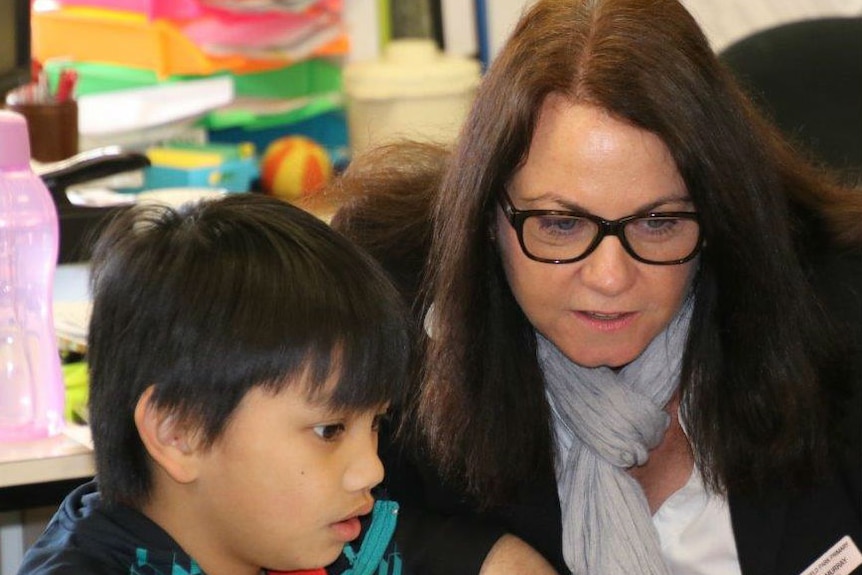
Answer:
[
  {"left": 731, "top": 477, "right": 862, "bottom": 575},
  {"left": 391, "top": 448, "right": 862, "bottom": 575},
  {"left": 387, "top": 249, "right": 862, "bottom": 575}
]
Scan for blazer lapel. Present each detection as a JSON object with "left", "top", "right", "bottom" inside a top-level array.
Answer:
[
  {"left": 730, "top": 491, "right": 789, "bottom": 575},
  {"left": 730, "top": 476, "right": 862, "bottom": 575}
]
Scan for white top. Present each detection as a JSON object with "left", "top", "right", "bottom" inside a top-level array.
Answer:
[
  {"left": 553, "top": 411, "right": 742, "bottom": 574},
  {"left": 653, "top": 464, "right": 742, "bottom": 575}
]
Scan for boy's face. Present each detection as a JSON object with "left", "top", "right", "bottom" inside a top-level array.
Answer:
[{"left": 180, "top": 377, "right": 387, "bottom": 574}]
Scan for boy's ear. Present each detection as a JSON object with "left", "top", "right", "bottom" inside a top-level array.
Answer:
[{"left": 134, "top": 385, "right": 202, "bottom": 484}]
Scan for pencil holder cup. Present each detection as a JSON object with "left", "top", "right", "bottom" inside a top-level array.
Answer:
[{"left": 4, "top": 98, "right": 79, "bottom": 163}]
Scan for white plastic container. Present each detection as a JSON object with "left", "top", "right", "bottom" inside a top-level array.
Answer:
[{"left": 343, "top": 39, "right": 481, "bottom": 155}]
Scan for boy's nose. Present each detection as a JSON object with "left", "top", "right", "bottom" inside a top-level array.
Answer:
[{"left": 344, "top": 437, "right": 385, "bottom": 493}]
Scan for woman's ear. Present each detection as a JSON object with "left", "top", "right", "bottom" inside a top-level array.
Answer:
[{"left": 134, "top": 385, "right": 202, "bottom": 484}]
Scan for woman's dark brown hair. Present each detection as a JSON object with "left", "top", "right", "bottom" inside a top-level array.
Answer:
[{"left": 417, "top": 0, "right": 862, "bottom": 507}]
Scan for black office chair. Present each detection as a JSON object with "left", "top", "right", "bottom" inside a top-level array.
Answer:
[{"left": 720, "top": 17, "right": 862, "bottom": 182}]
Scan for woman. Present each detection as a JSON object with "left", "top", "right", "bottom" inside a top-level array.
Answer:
[{"left": 387, "top": 0, "right": 862, "bottom": 574}]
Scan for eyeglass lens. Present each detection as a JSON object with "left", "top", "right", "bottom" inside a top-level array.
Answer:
[{"left": 521, "top": 214, "right": 699, "bottom": 263}]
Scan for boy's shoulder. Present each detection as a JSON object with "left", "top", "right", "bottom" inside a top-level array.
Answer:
[
  {"left": 18, "top": 480, "right": 201, "bottom": 575},
  {"left": 22, "top": 486, "right": 410, "bottom": 575}
]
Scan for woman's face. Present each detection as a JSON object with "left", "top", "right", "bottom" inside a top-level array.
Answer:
[{"left": 497, "top": 96, "right": 698, "bottom": 368}]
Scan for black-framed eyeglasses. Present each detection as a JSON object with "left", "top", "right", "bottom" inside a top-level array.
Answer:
[{"left": 498, "top": 192, "right": 703, "bottom": 265}]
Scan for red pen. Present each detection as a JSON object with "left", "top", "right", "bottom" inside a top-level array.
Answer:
[
  {"left": 55, "top": 69, "right": 78, "bottom": 102},
  {"left": 31, "top": 59, "right": 43, "bottom": 83}
]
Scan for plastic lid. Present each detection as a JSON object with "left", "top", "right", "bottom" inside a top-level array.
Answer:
[
  {"left": 344, "top": 39, "right": 481, "bottom": 100},
  {"left": 0, "top": 110, "right": 32, "bottom": 170}
]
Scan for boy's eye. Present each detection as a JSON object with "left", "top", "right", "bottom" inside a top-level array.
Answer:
[{"left": 313, "top": 423, "right": 346, "bottom": 441}]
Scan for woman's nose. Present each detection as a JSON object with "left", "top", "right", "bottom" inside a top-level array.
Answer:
[{"left": 578, "top": 236, "right": 638, "bottom": 296}]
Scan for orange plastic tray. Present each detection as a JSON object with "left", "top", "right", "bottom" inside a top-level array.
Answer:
[{"left": 33, "top": 7, "right": 348, "bottom": 79}]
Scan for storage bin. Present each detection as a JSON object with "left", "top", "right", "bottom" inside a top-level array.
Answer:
[
  {"left": 44, "top": 61, "right": 160, "bottom": 96},
  {"left": 343, "top": 39, "right": 480, "bottom": 155},
  {"left": 143, "top": 143, "right": 259, "bottom": 192},
  {"left": 33, "top": 7, "right": 254, "bottom": 78},
  {"left": 44, "top": 58, "right": 342, "bottom": 99},
  {"left": 56, "top": 0, "right": 202, "bottom": 20},
  {"left": 33, "top": 6, "right": 346, "bottom": 79},
  {"left": 54, "top": 0, "right": 341, "bottom": 21},
  {"left": 208, "top": 109, "right": 349, "bottom": 169}
]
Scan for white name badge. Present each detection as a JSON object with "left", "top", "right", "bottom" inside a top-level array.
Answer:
[{"left": 800, "top": 536, "right": 862, "bottom": 575}]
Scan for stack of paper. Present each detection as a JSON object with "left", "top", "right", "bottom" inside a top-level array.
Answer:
[{"left": 53, "top": 301, "right": 92, "bottom": 353}]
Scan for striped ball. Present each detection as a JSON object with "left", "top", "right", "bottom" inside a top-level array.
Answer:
[{"left": 260, "top": 136, "right": 333, "bottom": 201}]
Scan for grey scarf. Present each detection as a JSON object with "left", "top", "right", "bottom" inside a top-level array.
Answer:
[{"left": 538, "top": 299, "right": 693, "bottom": 575}]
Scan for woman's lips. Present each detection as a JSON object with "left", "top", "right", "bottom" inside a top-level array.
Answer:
[{"left": 575, "top": 310, "right": 637, "bottom": 331}]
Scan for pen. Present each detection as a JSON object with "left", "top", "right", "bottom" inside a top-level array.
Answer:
[{"left": 55, "top": 69, "right": 78, "bottom": 103}]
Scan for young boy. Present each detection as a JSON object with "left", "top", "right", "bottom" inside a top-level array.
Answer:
[{"left": 18, "top": 194, "right": 411, "bottom": 575}]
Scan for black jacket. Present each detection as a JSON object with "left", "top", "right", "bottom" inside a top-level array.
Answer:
[
  {"left": 18, "top": 481, "right": 409, "bottom": 575},
  {"left": 385, "top": 249, "right": 862, "bottom": 575},
  {"left": 17, "top": 481, "right": 202, "bottom": 575}
]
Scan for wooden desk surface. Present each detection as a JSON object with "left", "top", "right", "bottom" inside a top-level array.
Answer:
[{"left": 0, "top": 426, "right": 94, "bottom": 490}]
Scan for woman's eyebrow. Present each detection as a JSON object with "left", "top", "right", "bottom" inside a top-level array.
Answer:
[
  {"left": 517, "top": 193, "right": 694, "bottom": 213},
  {"left": 635, "top": 196, "right": 696, "bottom": 213}
]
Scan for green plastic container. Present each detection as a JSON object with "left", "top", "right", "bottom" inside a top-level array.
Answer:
[{"left": 45, "top": 58, "right": 342, "bottom": 99}]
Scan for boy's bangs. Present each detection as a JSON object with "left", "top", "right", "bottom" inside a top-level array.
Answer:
[
  {"left": 175, "top": 207, "right": 411, "bottom": 414},
  {"left": 261, "top": 254, "right": 411, "bottom": 412}
]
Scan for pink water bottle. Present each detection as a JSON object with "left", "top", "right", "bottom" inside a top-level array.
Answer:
[{"left": 0, "top": 110, "right": 65, "bottom": 441}]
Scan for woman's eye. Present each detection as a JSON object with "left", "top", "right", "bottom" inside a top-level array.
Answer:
[
  {"left": 313, "top": 423, "right": 346, "bottom": 441},
  {"left": 534, "top": 215, "right": 592, "bottom": 238},
  {"left": 538, "top": 216, "right": 577, "bottom": 232},
  {"left": 631, "top": 217, "right": 679, "bottom": 237}
]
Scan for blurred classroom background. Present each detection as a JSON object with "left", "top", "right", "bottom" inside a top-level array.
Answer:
[
  {"left": 0, "top": 2, "right": 860, "bottom": 575},
  {"left": 3, "top": 0, "right": 859, "bottom": 207}
]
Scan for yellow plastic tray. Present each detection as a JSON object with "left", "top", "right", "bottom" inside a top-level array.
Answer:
[{"left": 32, "top": 7, "right": 330, "bottom": 79}]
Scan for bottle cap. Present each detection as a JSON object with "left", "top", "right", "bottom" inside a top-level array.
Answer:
[{"left": 0, "top": 110, "right": 32, "bottom": 171}]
